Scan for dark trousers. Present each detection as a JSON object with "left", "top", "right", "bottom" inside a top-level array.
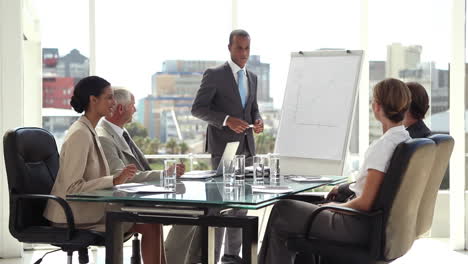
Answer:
[{"left": 258, "top": 200, "right": 369, "bottom": 264}]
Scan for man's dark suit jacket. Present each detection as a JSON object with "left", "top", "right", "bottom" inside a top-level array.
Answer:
[
  {"left": 406, "top": 119, "right": 431, "bottom": 138},
  {"left": 191, "top": 62, "right": 262, "bottom": 161}
]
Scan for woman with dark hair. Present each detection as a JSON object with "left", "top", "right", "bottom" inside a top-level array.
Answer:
[
  {"left": 404, "top": 82, "right": 431, "bottom": 138},
  {"left": 258, "top": 78, "right": 412, "bottom": 264},
  {"left": 44, "top": 76, "right": 166, "bottom": 264}
]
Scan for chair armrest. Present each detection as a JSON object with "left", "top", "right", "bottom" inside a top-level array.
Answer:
[
  {"left": 305, "top": 205, "right": 382, "bottom": 236},
  {"left": 13, "top": 194, "right": 76, "bottom": 239},
  {"left": 286, "top": 194, "right": 325, "bottom": 204}
]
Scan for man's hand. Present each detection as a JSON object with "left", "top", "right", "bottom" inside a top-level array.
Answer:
[
  {"left": 113, "top": 164, "right": 138, "bottom": 185},
  {"left": 326, "top": 186, "right": 339, "bottom": 201},
  {"left": 253, "top": 119, "right": 264, "bottom": 134},
  {"left": 176, "top": 163, "right": 185, "bottom": 178},
  {"left": 226, "top": 116, "right": 249, "bottom": 133},
  {"left": 166, "top": 163, "right": 186, "bottom": 178}
]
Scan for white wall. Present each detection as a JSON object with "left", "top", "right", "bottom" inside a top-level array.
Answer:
[
  {"left": 0, "top": 0, "right": 42, "bottom": 258},
  {"left": 429, "top": 191, "right": 468, "bottom": 240}
]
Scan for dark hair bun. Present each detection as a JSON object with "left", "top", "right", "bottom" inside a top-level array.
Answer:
[
  {"left": 70, "top": 76, "right": 110, "bottom": 114},
  {"left": 70, "top": 95, "right": 84, "bottom": 113},
  {"left": 406, "top": 82, "right": 429, "bottom": 120}
]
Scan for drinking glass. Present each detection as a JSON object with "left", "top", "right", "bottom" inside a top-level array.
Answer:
[
  {"left": 223, "top": 159, "right": 236, "bottom": 189},
  {"left": 253, "top": 156, "right": 265, "bottom": 184},
  {"left": 164, "top": 159, "right": 177, "bottom": 189},
  {"left": 269, "top": 153, "right": 280, "bottom": 181},
  {"left": 234, "top": 155, "right": 245, "bottom": 182}
]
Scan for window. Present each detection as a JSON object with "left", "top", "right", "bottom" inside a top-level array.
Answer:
[
  {"left": 238, "top": 0, "right": 360, "bottom": 154},
  {"left": 35, "top": 0, "right": 88, "bottom": 149},
  {"left": 94, "top": 0, "right": 231, "bottom": 156}
]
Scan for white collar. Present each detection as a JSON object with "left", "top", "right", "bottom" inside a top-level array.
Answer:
[
  {"left": 103, "top": 118, "right": 125, "bottom": 137},
  {"left": 383, "top": 125, "right": 406, "bottom": 136},
  {"left": 228, "top": 59, "right": 247, "bottom": 74}
]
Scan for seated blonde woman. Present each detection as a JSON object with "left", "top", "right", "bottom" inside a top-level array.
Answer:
[{"left": 258, "top": 78, "right": 412, "bottom": 264}]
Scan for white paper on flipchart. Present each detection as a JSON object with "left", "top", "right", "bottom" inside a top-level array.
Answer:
[{"left": 276, "top": 53, "right": 361, "bottom": 161}]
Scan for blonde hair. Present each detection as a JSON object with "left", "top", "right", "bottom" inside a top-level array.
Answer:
[{"left": 373, "top": 78, "right": 411, "bottom": 122}]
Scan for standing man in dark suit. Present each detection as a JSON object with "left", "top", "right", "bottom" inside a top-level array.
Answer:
[
  {"left": 192, "top": 29, "right": 263, "bottom": 169},
  {"left": 191, "top": 29, "right": 263, "bottom": 264}
]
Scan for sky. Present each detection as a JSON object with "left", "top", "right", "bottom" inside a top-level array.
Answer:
[{"left": 34, "top": 0, "right": 452, "bottom": 108}]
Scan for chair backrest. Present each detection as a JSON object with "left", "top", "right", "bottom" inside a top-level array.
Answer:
[
  {"left": 371, "top": 138, "right": 436, "bottom": 261},
  {"left": 416, "top": 134, "right": 454, "bottom": 236},
  {"left": 3, "top": 127, "right": 59, "bottom": 229}
]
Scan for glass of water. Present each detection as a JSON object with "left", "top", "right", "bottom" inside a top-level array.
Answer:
[
  {"left": 164, "top": 159, "right": 177, "bottom": 189},
  {"left": 223, "top": 159, "right": 236, "bottom": 188},
  {"left": 253, "top": 156, "right": 265, "bottom": 184},
  {"left": 234, "top": 155, "right": 245, "bottom": 182},
  {"left": 269, "top": 153, "right": 280, "bottom": 182}
]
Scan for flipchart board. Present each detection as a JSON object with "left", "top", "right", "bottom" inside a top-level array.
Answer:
[{"left": 275, "top": 50, "right": 363, "bottom": 176}]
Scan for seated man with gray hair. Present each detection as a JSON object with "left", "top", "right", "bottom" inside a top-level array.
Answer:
[
  {"left": 96, "top": 88, "right": 184, "bottom": 182},
  {"left": 96, "top": 87, "right": 186, "bottom": 262}
]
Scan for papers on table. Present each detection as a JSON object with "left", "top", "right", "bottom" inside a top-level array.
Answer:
[
  {"left": 115, "top": 183, "right": 174, "bottom": 193},
  {"left": 180, "top": 170, "right": 217, "bottom": 179},
  {"left": 251, "top": 185, "right": 293, "bottom": 194},
  {"left": 289, "top": 176, "right": 332, "bottom": 182}
]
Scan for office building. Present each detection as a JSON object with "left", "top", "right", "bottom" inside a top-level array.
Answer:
[
  {"left": 42, "top": 48, "right": 89, "bottom": 109},
  {"left": 386, "top": 43, "right": 422, "bottom": 78},
  {"left": 42, "top": 77, "right": 74, "bottom": 109}
]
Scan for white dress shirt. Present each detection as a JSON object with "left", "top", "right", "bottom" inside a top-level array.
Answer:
[
  {"left": 223, "top": 60, "right": 249, "bottom": 126},
  {"left": 349, "top": 125, "right": 411, "bottom": 197}
]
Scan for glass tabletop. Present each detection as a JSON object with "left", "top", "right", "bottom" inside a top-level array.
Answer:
[{"left": 67, "top": 175, "right": 347, "bottom": 210}]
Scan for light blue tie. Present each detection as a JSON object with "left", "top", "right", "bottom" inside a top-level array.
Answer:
[{"left": 237, "top": 69, "right": 247, "bottom": 108}]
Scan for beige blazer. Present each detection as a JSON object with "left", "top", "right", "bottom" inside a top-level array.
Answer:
[
  {"left": 95, "top": 119, "right": 161, "bottom": 182},
  {"left": 44, "top": 116, "right": 114, "bottom": 225}
]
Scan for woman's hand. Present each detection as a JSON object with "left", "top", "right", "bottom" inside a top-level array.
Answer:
[{"left": 113, "top": 164, "right": 138, "bottom": 185}]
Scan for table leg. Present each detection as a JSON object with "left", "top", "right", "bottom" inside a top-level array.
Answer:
[
  {"left": 201, "top": 226, "right": 208, "bottom": 264},
  {"left": 208, "top": 226, "right": 216, "bottom": 264},
  {"left": 242, "top": 218, "right": 258, "bottom": 264},
  {"left": 106, "top": 212, "right": 123, "bottom": 264},
  {"left": 201, "top": 225, "right": 216, "bottom": 264}
]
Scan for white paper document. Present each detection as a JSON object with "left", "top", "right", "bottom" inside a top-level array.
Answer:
[
  {"left": 180, "top": 170, "right": 217, "bottom": 179},
  {"left": 251, "top": 185, "right": 293, "bottom": 194},
  {"left": 116, "top": 184, "right": 174, "bottom": 193},
  {"left": 289, "top": 176, "right": 332, "bottom": 182}
]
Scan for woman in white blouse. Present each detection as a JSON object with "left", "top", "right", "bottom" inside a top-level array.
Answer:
[{"left": 258, "top": 78, "right": 412, "bottom": 264}]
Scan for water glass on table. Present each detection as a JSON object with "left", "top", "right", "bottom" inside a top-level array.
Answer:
[
  {"left": 223, "top": 159, "right": 236, "bottom": 189},
  {"left": 253, "top": 156, "right": 265, "bottom": 184},
  {"left": 224, "top": 183, "right": 245, "bottom": 201},
  {"left": 269, "top": 153, "right": 280, "bottom": 182},
  {"left": 234, "top": 155, "right": 245, "bottom": 183},
  {"left": 163, "top": 159, "right": 177, "bottom": 189}
]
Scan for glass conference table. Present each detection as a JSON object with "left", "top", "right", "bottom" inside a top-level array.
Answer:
[{"left": 67, "top": 175, "right": 346, "bottom": 264}]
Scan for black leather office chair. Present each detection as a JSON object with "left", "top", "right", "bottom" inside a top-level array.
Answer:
[
  {"left": 287, "top": 138, "right": 437, "bottom": 264},
  {"left": 3, "top": 127, "right": 105, "bottom": 264}
]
